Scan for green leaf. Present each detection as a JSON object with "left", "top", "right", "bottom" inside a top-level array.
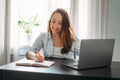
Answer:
[{"left": 18, "top": 15, "right": 40, "bottom": 34}]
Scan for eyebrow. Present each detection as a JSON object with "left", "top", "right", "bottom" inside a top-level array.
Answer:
[{"left": 52, "top": 18, "right": 62, "bottom": 23}]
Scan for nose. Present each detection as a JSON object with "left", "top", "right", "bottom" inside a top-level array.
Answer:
[{"left": 54, "top": 23, "right": 58, "bottom": 27}]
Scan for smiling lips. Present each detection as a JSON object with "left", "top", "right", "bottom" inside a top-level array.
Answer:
[{"left": 52, "top": 26, "right": 61, "bottom": 33}]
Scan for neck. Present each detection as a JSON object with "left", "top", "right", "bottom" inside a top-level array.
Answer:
[
  {"left": 52, "top": 32, "right": 62, "bottom": 47},
  {"left": 52, "top": 32, "right": 60, "bottom": 38}
]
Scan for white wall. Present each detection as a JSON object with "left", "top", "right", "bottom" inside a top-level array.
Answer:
[{"left": 108, "top": 0, "right": 120, "bottom": 61}]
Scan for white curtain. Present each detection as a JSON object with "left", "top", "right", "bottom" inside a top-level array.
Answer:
[
  {"left": 71, "top": 0, "right": 108, "bottom": 39},
  {"left": 0, "top": 0, "right": 13, "bottom": 65},
  {"left": 0, "top": 0, "right": 14, "bottom": 65},
  {"left": 0, "top": 0, "right": 19, "bottom": 65},
  {"left": 0, "top": 0, "right": 6, "bottom": 65}
]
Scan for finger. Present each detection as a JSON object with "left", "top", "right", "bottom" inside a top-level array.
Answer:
[
  {"left": 35, "top": 54, "right": 44, "bottom": 62},
  {"left": 37, "top": 54, "right": 44, "bottom": 62}
]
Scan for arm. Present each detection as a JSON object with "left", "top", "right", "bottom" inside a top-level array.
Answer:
[{"left": 26, "top": 33, "right": 44, "bottom": 61}]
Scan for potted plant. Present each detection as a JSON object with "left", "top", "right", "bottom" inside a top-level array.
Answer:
[
  {"left": 18, "top": 15, "right": 40, "bottom": 35},
  {"left": 18, "top": 15, "right": 40, "bottom": 45}
]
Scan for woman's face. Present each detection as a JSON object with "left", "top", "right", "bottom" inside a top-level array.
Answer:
[{"left": 50, "top": 13, "right": 62, "bottom": 34}]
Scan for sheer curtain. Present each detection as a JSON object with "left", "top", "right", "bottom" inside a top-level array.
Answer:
[
  {"left": 0, "top": 0, "right": 19, "bottom": 65},
  {"left": 71, "top": 0, "right": 108, "bottom": 39},
  {"left": 0, "top": 0, "right": 13, "bottom": 65},
  {"left": 0, "top": 0, "right": 6, "bottom": 65},
  {"left": 1, "top": 0, "right": 18, "bottom": 64}
]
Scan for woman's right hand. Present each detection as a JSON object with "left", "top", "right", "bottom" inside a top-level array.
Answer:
[
  {"left": 26, "top": 52, "right": 44, "bottom": 62},
  {"left": 35, "top": 53, "right": 44, "bottom": 62}
]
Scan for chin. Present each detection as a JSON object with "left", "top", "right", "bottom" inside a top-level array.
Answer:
[
  {"left": 52, "top": 31, "right": 60, "bottom": 34},
  {"left": 52, "top": 30, "right": 60, "bottom": 33}
]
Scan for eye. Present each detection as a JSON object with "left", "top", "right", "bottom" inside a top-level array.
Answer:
[
  {"left": 59, "top": 23, "right": 62, "bottom": 25},
  {"left": 51, "top": 20, "right": 55, "bottom": 23}
]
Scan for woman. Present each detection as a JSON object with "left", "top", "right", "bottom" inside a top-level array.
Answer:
[{"left": 26, "top": 8, "right": 80, "bottom": 61}]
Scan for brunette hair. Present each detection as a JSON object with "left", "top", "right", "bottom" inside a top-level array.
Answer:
[{"left": 47, "top": 8, "right": 74, "bottom": 54}]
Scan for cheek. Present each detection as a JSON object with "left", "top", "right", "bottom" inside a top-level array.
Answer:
[
  {"left": 55, "top": 26, "right": 62, "bottom": 31},
  {"left": 50, "top": 23, "right": 62, "bottom": 30},
  {"left": 50, "top": 26, "right": 54, "bottom": 32},
  {"left": 58, "top": 26, "right": 62, "bottom": 31},
  {"left": 50, "top": 23, "right": 53, "bottom": 29}
]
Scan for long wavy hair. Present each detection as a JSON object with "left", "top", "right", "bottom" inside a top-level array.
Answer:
[{"left": 47, "top": 8, "right": 74, "bottom": 54}]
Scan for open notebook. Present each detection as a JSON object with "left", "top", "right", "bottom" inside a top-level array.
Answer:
[{"left": 16, "top": 58, "right": 55, "bottom": 67}]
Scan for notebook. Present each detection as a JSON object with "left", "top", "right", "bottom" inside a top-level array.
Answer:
[
  {"left": 63, "top": 39, "right": 115, "bottom": 70},
  {"left": 16, "top": 59, "right": 55, "bottom": 67}
]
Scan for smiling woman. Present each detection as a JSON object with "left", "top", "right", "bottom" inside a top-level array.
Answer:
[
  {"left": 25, "top": 8, "right": 80, "bottom": 61},
  {"left": 9, "top": 0, "right": 71, "bottom": 60},
  {"left": 3, "top": 0, "right": 112, "bottom": 65}
]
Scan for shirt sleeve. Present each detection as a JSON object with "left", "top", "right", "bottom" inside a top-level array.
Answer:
[
  {"left": 26, "top": 32, "right": 44, "bottom": 54},
  {"left": 74, "top": 36, "right": 81, "bottom": 56}
]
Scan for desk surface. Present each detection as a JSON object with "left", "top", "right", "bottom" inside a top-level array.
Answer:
[{"left": 0, "top": 59, "right": 120, "bottom": 80}]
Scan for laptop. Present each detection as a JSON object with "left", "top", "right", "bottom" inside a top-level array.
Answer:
[{"left": 63, "top": 39, "right": 115, "bottom": 70}]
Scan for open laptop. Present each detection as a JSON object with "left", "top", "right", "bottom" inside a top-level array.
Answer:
[{"left": 63, "top": 39, "right": 115, "bottom": 70}]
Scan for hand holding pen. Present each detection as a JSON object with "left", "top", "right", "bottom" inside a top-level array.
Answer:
[{"left": 35, "top": 48, "right": 44, "bottom": 62}]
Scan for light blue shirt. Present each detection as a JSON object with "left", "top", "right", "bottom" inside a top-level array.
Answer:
[{"left": 27, "top": 32, "right": 80, "bottom": 60}]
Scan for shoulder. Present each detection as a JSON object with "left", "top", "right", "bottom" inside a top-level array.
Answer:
[
  {"left": 38, "top": 32, "right": 51, "bottom": 38},
  {"left": 40, "top": 32, "right": 48, "bottom": 36}
]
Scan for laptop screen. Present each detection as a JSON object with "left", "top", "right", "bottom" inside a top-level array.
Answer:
[{"left": 78, "top": 39, "right": 115, "bottom": 69}]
